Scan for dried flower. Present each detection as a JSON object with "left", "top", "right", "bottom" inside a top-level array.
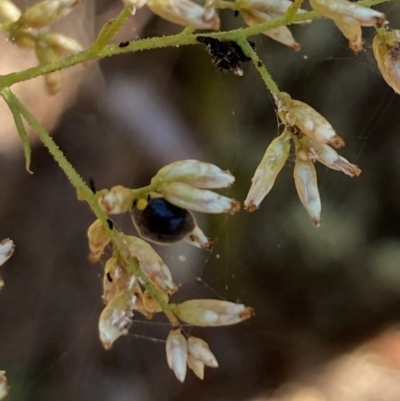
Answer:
[
  {"left": 87, "top": 219, "right": 111, "bottom": 262},
  {"left": 99, "top": 289, "right": 136, "bottom": 349},
  {"left": 277, "top": 92, "right": 345, "bottom": 148},
  {"left": 373, "top": 29, "right": 400, "bottom": 94},
  {"left": 245, "top": 132, "right": 291, "bottom": 211},
  {"left": 173, "top": 299, "right": 254, "bottom": 327},
  {"left": 0, "top": 238, "right": 14, "bottom": 267},
  {"left": 237, "top": 0, "right": 309, "bottom": 50},
  {"left": 166, "top": 329, "right": 188, "bottom": 382},
  {"left": 294, "top": 154, "right": 321, "bottom": 226},
  {"left": 309, "top": 0, "right": 386, "bottom": 52},
  {"left": 98, "top": 185, "right": 134, "bottom": 214},
  {"left": 0, "top": 0, "right": 21, "bottom": 23},
  {"left": 20, "top": 0, "right": 81, "bottom": 29}
]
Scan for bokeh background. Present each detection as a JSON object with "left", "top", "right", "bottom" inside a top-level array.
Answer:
[{"left": 1, "top": 1, "right": 400, "bottom": 400}]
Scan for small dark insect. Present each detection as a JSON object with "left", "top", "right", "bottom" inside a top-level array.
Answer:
[
  {"left": 106, "top": 272, "right": 113, "bottom": 282},
  {"left": 257, "top": 61, "right": 263, "bottom": 67},
  {"left": 130, "top": 196, "right": 195, "bottom": 245},
  {"left": 88, "top": 176, "right": 96, "bottom": 194},
  {"left": 106, "top": 219, "right": 114, "bottom": 229},
  {"left": 234, "top": 10, "right": 239, "bottom": 17},
  {"left": 119, "top": 41, "right": 130, "bottom": 48},
  {"left": 196, "top": 36, "right": 253, "bottom": 76}
]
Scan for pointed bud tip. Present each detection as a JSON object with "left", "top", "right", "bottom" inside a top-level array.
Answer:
[
  {"left": 244, "top": 202, "right": 258, "bottom": 212},
  {"left": 331, "top": 135, "right": 345, "bottom": 148},
  {"left": 312, "top": 218, "right": 321, "bottom": 227},
  {"left": 293, "top": 42, "right": 301, "bottom": 52}
]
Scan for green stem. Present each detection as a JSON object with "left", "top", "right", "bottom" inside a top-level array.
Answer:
[{"left": 0, "top": 88, "right": 178, "bottom": 327}]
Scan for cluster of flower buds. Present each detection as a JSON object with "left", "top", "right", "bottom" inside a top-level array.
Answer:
[
  {"left": 245, "top": 93, "right": 361, "bottom": 226},
  {"left": 99, "top": 160, "right": 240, "bottom": 249},
  {"left": 309, "top": 0, "right": 386, "bottom": 52},
  {"left": 122, "top": 0, "right": 220, "bottom": 30},
  {"left": 236, "top": 0, "right": 310, "bottom": 50},
  {"left": 373, "top": 29, "right": 400, "bottom": 94},
  {"left": 0, "top": 0, "right": 83, "bottom": 94}
]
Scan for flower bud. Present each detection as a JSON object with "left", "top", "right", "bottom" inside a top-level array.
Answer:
[
  {"left": 87, "top": 219, "right": 111, "bottom": 262},
  {"left": 46, "top": 33, "right": 83, "bottom": 56},
  {"left": 244, "top": 132, "right": 291, "bottom": 211},
  {"left": 294, "top": 155, "right": 321, "bottom": 226},
  {"left": 188, "top": 336, "right": 218, "bottom": 368},
  {"left": 0, "top": 0, "right": 21, "bottom": 23},
  {"left": 278, "top": 93, "right": 344, "bottom": 148},
  {"left": 300, "top": 139, "right": 361, "bottom": 177},
  {"left": 123, "top": 235, "right": 176, "bottom": 293},
  {"left": 153, "top": 160, "right": 234, "bottom": 189},
  {"left": 187, "top": 356, "right": 204, "bottom": 380},
  {"left": 309, "top": 0, "right": 386, "bottom": 52},
  {"left": 20, "top": 0, "right": 81, "bottom": 29},
  {"left": 185, "top": 225, "right": 212, "bottom": 249},
  {"left": 166, "top": 329, "right": 188, "bottom": 383},
  {"left": 35, "top": 40, "right": 61, "bottom": 95},
  {"left": 147, "top": 0, "right": 220, "bottom": 31},
  {"left": 98, "top": 185, "right": 134, "bottom": 214},
  {"left": 0, "top": 238, "right": 14, "bottom": 267},
  {"left": 174, "top": 299, "right": 254, "bottom": 327},
  {"left": 99, "top": 289, "right": 136, "bottom": 349},
  {"left": 373, "top": 30, "right": 400, "bottom": 94},
  {"left": 158, "top": 182, "right": 240, "bottom": 214}
]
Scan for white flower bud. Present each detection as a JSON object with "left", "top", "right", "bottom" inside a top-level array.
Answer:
[
  {"left": 158, "top": 182, "right": 240, "bottom": 214},
  {"left": 87, "top": 219, "right": 111, "bottom": 262},
  {"left": 185, "top": 225, "right": 213, "bottom": 249},
  {"left": 301, "top": 139, "right": 361, "bottom": 177},
  {"left": 187, "top": 336, "right": 218, "bottom": 368},
  {"left": 0, "top": 371, "right": 8, "bottom": 400},
  {"left": 0, "top": 0, "right": 21, "bottom": 23},
  {"left": 99, "top": 290, "right": 136, "bottom": 349},
  {"left": 373, "top": 30, "right": 400, "bottom": 95},
  {"left": 174, "top": 299, "right": 254, "bottom": 327},
  {"left": 21, "top": 0, "right": 81, "bottom": 29},
  {"left": 153, "top": 160, "right": 234, "bottom": 189},
  {"left": 294, "top": 155, "right": 321, "bottom": 226},
  {"left": 244, "top": 133, "right": 291, "bottom": 211},
  {"left": 98, "top": 185, "right": 134, "bottom": 215},
  {"left": 187, "top": 356, "right": 205, "bottom": 380},
  {"left": 0, "top": 238, "right": 14, "bottom": 267},
  {"left": 166, "top": 329, "right": 188, "bottom": 383},
  {"left": 123, "top": 236, "right": 176, "bottom": 293},
  {"left": 46, "top": 33, "right": 83, "bottom": 56},
  {"left": 147, "top": 0, "right": 220, "bottom": 30},
  {"left": 309, "top": 0, "right": 386, "bottom": 52},
  {"left": 278, "top": 93, "right": 344, "bottom": 148}
]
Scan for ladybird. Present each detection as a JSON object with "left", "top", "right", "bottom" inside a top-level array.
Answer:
[{"left": 130, "top": 196, "right": 196, "bottom": 244}]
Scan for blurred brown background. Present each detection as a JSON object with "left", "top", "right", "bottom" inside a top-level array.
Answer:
[{"left": 1, "top": 1, "right": 400, "bottom": 400}]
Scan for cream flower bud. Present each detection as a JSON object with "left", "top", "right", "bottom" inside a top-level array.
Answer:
[
  {"left": 173, "top": 299, "right": 254, "bottom": 327},
  {"left": 373, "top": 30, "right": 400, "bottom": 94},
  {"left": 244, "top": 133, "right": 291, "bottom": 211},
  {"left": 294, "top": 155, "right": 321, "bottom": 227},
  {"left": 278, "top": 93, "right": 344, "bottom": 148},
  {"left": 158, "top": 182, "right": 240, "bottom": 214},
  {"left": 147, "top": 0, "right": 220, "bottom": 30},
  {"left": 124, "top": 236, "right": 176, "bottom": 293},
  {"left": 153, "top": 160, "right": 234, "bottom": 189},
  {"left": 21, "top": 0, "right": 81, "bottom": 29},
  {"left": 0, "top": 239, "right": 14, "bottom": 267},
  {"left": 187, "top": 357, "right": 204, "bottom": 380},
  {"left": 98, "top": 185, "right": 134, "bottom": 214},
  {"left": 46, "top": 33, "right": 83, "bottom": 56},
  {"left": 166, "top": 329, "right": 188, "bottom": 383},
  {"left": 35, "top": 40, "right": 61, "bottom": 95},
  {"left": 188, "top": 336, "right": 218, "bottom": 368},
  {"left": 87, "top": 219, "right": 111, "bottom": 262},
  {"left": 185, "top": 225, "right": 212, "bottom": 249},
  {"left": 0, "top": 371, "right": 8, "bottom": 400},
  {"left": 99, "top": 290, "right": 136, "bottom": 349},
  {"left": 309, "top": 0, "right": 386, "bottom": 52},
  {"left": 0, "top": 0, "right": 21, "bottom": 23},
  {"left": 300, "top": 139, "right": 361, "bottom": 177}
]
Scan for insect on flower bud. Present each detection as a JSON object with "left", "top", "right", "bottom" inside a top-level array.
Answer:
[
  {"left": 0, "top": 0, "right": 21, "bottom": 23},
  {"left": 123, "top": 235, "right": 176, "bottom": 293},
  {"left": 147, "top": 0, "right": 220, "bottom": 31},
  {"left": 278, "top": 93, "right": 345, "bottom": 148},
  {"left": 173, "top": 299, "right": 254, "bottom": 327},
  {"left": 309, "top": 0, "right": 386, "bottom": 52},
  {"left": 166, "top": 329, "right": 188, "bottom": 383},
  {"left": 294, "top": 155, "right": 321, "bottom": 227},
  {"left": 0, "top": 238, "right": 14, "bottom": 267},
  {"left": 87, "top": 219, "right": 111, "bottom": 262},
  {"left": 373, "top": 29, "right": 400, "bottom": 95},
  {"left": 152, "top": 160, "right": 234, "bottom": 189},
  {"left": 245, "top": 132, "right": 291, "bottom": 211},
  {"left": 158, "top": 182, "right": 240, "bottom": 214},
  {"left": 99, "top": 185, "right": 134, "bottom": 214},
  {"left": 99, "top": 289, "right": 136, "bottom": 349}
]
